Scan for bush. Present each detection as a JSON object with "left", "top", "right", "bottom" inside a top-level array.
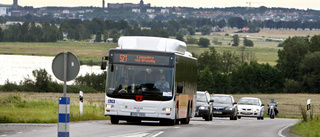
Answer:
[
  {"left": 198, "top": 38, "right": 210, "bottom": 47},
  {"left": 186, "top": 35, "right": 198, "bottom": 44}
]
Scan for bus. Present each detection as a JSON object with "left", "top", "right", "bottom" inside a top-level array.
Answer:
[{"left": 101, "top": 36, "right": 197, "bottom": 125}]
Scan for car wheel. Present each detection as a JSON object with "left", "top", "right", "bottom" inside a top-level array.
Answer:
[
  {"left": 257, "top": 117, "right": 261, "bottom": 120},
  {"left": 204, "top": 114, "right": 210, "bottom": 121},
  {"left": 234, "top": 115, "right": 238, "bottom": 120},
  {"left": 261, "top": 117, "right": 264, "bottom": 120},
  {"left": 238, "top": 116, "right": 241, "bottom": 119}
]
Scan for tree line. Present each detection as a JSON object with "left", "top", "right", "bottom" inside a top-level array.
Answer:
[
  {"left": 3, "top": 16, "right": 320, "bottom": 42},
  {"left": 197, "top": 35, "right": 320, "bottom": 94}
]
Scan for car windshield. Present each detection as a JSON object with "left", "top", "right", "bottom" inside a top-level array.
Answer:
[
  {"left": 212, "top": 96, "right": 232, "bottom": 104},
  {"left": 238, "top": 98, "right": 259, "bottom": 106},
  {"left": 106, "top": 64, "right": 174, "bottom": 101},
  {"left": 197, "top": 93, "right": 207, "bottom": 102}
]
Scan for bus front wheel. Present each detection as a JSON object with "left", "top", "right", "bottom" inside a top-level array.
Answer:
[{"left": 110, "top": 116, "right": 119, "bottom": 124}]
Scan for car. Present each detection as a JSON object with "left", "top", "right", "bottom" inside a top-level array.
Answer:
[
  {"left": 211, "top": 94, "right": 238, "bottom": 120},
  {"left": 195, "top": 91, "right": 214, "bottom": 121},
  {"left": 237, "top": 97, "right": 265, "bottom": 120}
]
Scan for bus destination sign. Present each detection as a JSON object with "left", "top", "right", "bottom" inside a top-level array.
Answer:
[{"left": 113, "top": 53, "right": 171, "bottom": 66}]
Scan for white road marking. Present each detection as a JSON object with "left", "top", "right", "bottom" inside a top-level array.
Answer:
[
  {"left": 1, "top": 135, "right": 7, "bottom": 137},
  {"left": 148, "top": 131, "right": 164, "bottom": 137},
  {"left": 16, "top": 132, "right": 23, "bottom": 134},
  {"left": 110, "top": 131, "right": 149, "bottom": 137},
  {"left": 278, "top": 123, "right": 294, "bottom": 137},
  {"left": 173, "top": 126, "right": 180, "bottom": 128}
]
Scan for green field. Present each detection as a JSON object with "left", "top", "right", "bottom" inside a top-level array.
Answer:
[{"left": 0, "top": 35, "right": 281, "bottom": 66}]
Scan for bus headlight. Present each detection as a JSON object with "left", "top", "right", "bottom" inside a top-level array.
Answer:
[
  {"left": 162, "top": 107, "right": 172, "bottom": 112},
  {"left": 199, "top": 106, "right": 206, "bottom": 110},
  {"left": 106, "top": 104, "right": 114, "bottom": 108}
]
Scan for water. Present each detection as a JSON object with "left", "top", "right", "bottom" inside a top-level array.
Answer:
[{"left": 0, "top": 55, "right": 104, "bottom": 85}]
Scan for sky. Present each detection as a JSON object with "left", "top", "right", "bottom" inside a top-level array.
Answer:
[{"left": 1, "top": 0, "right": 319, "bottom": 10}]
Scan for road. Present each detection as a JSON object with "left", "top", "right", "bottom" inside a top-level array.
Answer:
[{"left": 0, "top": 117, "right": 299, "bottom": 137}]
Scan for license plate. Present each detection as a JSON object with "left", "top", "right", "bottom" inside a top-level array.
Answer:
[
  {"left": 131, "top": 112, "right": 146, "bottom": 117},
  {"left": 214, "top": 111, "right": 222, "bottom": 114}
]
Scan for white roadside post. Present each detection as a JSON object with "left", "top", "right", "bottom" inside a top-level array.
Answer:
[
  {"left": 80, "top": 91, "right": 83, "bottom": 116},
  {"left": 307, "top": 99, "right": 311, "bottom": 119}
]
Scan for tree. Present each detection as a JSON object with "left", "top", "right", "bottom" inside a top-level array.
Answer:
[
  {"left": 299, "top": 52, "right": 320, "bottom": 93},
  {"left": 198, "top": 67, "right": 214, "bottom": 92},
  {"left": 230, "top": 62, "right": 282, "bottom": 94},
  {"left": 232, "top": 34, "right": 240, "bottom": 46},
  {"left": 0, "top": 27, "right": 3, "bottom": 42},
  {"left": 217, "top": 19, "right": 226, "bottom": 28},
  {"left": 276, "top": 36, "right": 310, "bottom": 80},
  {"left": 243, "top": 37, "right": 254, "bottom": 47},
  {"left": 95, "top": 31, "right": 102, "bottom": 42},
  {"left": 187, "top": 26, "right": 195, "bottom": 35},
  {"left": 198, "top": 37, "right": 210, "bottom": 47},
  {"left": 200, "top": 25, "right": 211, "bottom": 35},
  {"left": 197, "top": 47, "right": 221, "bottom": 74},
  {"left": 176, "top": 33, "right": 184, "bottom": 42}
]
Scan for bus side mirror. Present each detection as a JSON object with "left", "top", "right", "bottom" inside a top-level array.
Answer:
[
  {"left": 177, "top": 85, "right": 183, "bottom": 93},
  {"left": 101, "top": 56, "right": 109, "bottom": 70},
  {"left": 101, "top": 61, "right": 107, "bottom": 70}
]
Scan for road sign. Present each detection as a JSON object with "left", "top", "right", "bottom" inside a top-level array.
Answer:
[{"left": 52, "top": 52, "right": 80, "bottom": 81}]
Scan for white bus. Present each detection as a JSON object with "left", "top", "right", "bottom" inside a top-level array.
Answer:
[{"left": 101, "top": 36, "right": 197, "bottom": 125}]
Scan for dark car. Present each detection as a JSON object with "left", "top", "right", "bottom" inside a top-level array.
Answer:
[
  {"left": 195, "top": 91, "right": 214, "bottom": 121},
  {"left": 211, "top": 94, "right": 238, "bottom": 120}
]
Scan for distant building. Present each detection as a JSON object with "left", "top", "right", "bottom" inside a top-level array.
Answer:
[
  {"left": 11, "top": 10, "right": 20, "bottom": 16},
  {"left": 161, "top": 9, "right": 170, "bottom": 14},
  {"left": 5, "top": 21, "right": 23, "bottom": 29},
  {"left": 0, "top": 7, "right": 7, "bottom": 16},
  {"left": 146, "top": 9, "right": 155, "bottom": 13},
  {"left": 132, "top": 9, "right": 140, "bottom": 13},
  {"left": 102, "top": 0, "right": 105, "bottom": 9},
  {"left": 13, "top": 0, "right": 18, "bottom": 9},
  {"left": 108, "top": 0, "right": 150, "bottom": 9},
  {"left": 242, "top": 27, "right": 250, "bottom": 33}
]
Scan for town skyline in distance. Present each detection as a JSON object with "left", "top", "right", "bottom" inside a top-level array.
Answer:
[{"left": 0, "top": 0, "right": 320, "bottom": 11}]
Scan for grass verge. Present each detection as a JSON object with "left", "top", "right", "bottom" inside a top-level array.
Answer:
[
  {"left": 291, "top": 114, "right": 320, "bottom": 137},
  {"left": 0, "top": 95, "right": 108, "bottom": 123}
]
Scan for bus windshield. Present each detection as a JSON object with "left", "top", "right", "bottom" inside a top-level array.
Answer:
[{"left": 106, "top": 64, "right": 174, "bottom": 101}]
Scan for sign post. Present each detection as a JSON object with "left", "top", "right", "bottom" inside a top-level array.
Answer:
[
  {"left": 80, "top": 91, "right": 83, "bottom": 116},
  {"left": 307, "top": 99, "right": 311, "bottom": 120},
  {"left": 52, "top": 52, "right": 80, "bottom": 137}
]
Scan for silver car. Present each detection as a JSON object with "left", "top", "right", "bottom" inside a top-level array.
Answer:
[{"left": 237, "top": 97, "right": 265, "bottom": 120}]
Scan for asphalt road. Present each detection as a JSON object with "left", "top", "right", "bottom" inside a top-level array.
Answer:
[{"left": 0, "top": 117, "right": 299, "bottom": 137}]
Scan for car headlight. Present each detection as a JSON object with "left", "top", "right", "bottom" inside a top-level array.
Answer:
[
  {"left": 226, "top": 107, "right": 233, "bottom": 110},
  {"left": 256, "top": 109, "right": 260, "bottom": 111},
  {"left": 162, "top": 107, "right": 172, "bottom": 112},
  {"left": 106, "top": 104, "right": 114, "bottom": 108},
  {"left": 199, "top": 106, "right": 206, "bottom": 110}
]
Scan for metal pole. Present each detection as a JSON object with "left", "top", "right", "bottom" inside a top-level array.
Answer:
[{"left": 63, "top": 52, "right": 67, "bottom": 97}]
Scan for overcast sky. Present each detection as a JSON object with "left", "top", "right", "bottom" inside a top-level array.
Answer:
[{"left": 1, "top": 0, "right": 319, "bottom": 10}]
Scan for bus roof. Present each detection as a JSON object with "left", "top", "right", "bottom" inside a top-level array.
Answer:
[{"left": 117, "top": 36, "right": 187, "bottom": 55}]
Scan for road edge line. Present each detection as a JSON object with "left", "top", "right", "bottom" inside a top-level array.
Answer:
[{"left": 278, "top": 123, "right": 294, "bottom": 137}]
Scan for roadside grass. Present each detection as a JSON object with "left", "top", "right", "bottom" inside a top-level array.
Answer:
[
  {"left": 0, "top": 94, "right": 107, "bottom": 123},
  {"left": 291, "top": 114, "right": 320, "bottom": 137}
]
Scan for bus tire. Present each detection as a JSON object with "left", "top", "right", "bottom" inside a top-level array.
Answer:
[
  {"left": 110, "top": 116, "right": 119, "bottom": 124},
  {"left": 160, "top": 119, "right": 175, "bottom": 126},
  {"left": 181, "top": 117, "right": 190, "bottom": 124}
]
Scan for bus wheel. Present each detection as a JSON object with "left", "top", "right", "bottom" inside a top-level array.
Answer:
[
  {"left": 181, "top": 117, "right": 190, "bottom": 124},
  {"left": 111, "top": 116, "right": 119, "bottom": 124},
  {"left": 160, "top": 119, "right": 175, "bottom": 126}
]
